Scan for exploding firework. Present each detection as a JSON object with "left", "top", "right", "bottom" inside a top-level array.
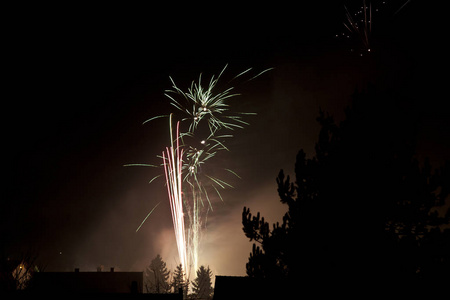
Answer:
[{"left": 126, "top": 65, "right": 271, "bottom": 277}]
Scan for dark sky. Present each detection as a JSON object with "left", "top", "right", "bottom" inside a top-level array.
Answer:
[{"left": 3, "top": 1, "right": 448, "bottom": 276}]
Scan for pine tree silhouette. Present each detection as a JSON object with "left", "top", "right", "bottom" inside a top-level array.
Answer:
[
  {"left": 171, "top": 264, "right": 189, "bottom": 299},
  {"left": 145, "top": 254, "right": 171, "bottom": 293},
  {"left": 192, "top": 265, "right": 213, "bottom": 300},
  {"left": 242, "top": 86, "right": 450, "bottom": 291}
]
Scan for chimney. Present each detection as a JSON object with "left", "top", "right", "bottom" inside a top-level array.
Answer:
[{"left": 110, "top": 267, "right": 115, "bottom": 272}]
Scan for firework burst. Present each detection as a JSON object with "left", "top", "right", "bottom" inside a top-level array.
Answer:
[
  {"left": 127, "top": 65, "right": 271, "bottom": 277},
  {"left": 336, "top": 0, "right": 411, "bottom": 56},
  {"left": 344, "top": 0, "right": 372, "bottom": 54}
]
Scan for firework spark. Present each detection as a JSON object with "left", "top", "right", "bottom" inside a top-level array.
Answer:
[{"left": 135, "top": 202, "right": 160, "bottom": 233}]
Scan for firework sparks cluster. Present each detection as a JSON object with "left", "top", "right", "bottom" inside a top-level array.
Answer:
[
  {"left": 336, "top": 0, "right": 411, "bottom": 56},
  {"left": 343, "top": 0, "right": 374, "bottom": 54},
  {"left": 127, "top": 65, "right": 271, "bottom": 278}
]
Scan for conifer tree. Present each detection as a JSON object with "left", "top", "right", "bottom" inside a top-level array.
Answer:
[
  {"left": 192, "top": 265, "right": 213, "bottom": 300},
  {"left": 242, "top": 87, "right": 450, "bottom": 289},
  {"left": 145, "top": 254, "right": 171, "bottom": 293},
  {"left": 171, "top": 264, "right": 189, "bottom": 298}
]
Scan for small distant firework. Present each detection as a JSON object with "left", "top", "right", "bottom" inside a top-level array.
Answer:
[
  {"left": 334, "top": 0, "right": 377, "bottom": 56},
  {"left": 336, "top": 0, "right": 411, "bottom": 56},
  {"left": 127, "top": 65, "right": 271, "bottom": 278},
  {"left": 344, "top": 0, "right": 372, "bottom": 54}
]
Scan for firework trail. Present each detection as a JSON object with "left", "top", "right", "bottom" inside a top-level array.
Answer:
[
  {"left": 162, "top": 115, "right": 188, "bottom": 274},
  {"left": 127, "top": 65, "right": 271, "bottom": 277}
]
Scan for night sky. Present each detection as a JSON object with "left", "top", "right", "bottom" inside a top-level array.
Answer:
[{"left": 3, "top": 1, "right": 448, "bottom": 277}]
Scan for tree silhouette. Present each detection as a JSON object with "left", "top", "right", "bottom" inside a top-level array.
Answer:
[
  {"left": 192, "top": 265, "right": 213, "bottom": 300},
  {"left": 171, "top": 264, "right": 189, "bottom": 298},
  {"left": 0, "top": 249, "right": 42, "bottom": 292},
  {"left": 242, "top": 86, "right": 450, "bottom": 289},
  {"left": 145, "top": 254, "right": 171, "bottom": 293}
]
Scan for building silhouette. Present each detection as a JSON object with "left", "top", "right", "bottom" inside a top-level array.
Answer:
[
  {"left": 213, "top": 276, "right": 291, "bottom": 300},
  {"left": 22, "top": 268, "right": 183, "bottom": 299}
]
